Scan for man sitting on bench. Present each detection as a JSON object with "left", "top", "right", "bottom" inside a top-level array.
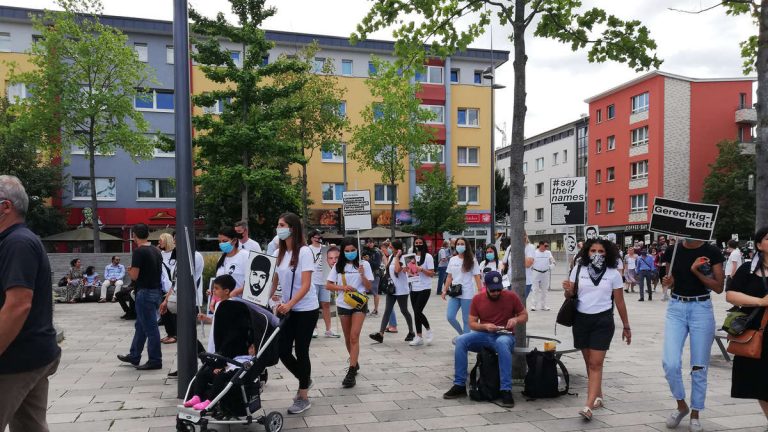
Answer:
[
  {"left": 443, "top": 270, "right": 527, "bottom": 407},
  {"left": 99, "top": 256, "right": 126, "bottom": 303}
]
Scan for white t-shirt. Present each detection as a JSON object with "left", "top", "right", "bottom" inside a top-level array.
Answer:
[
  {"left": 447, "top": 256, "right": 481, "bottom": 300},
  {"left": 532, "top": 249, "right": 554, "bottom": 272},
  {"left": 309, "top": 244, "right": 325, "bottom": 285},
  {"left": 387, "top": 256, "right": 411, "bottom": 296},
  {"left": 266, "top": 235, "right": 279, "bottom": 256},
  {"left": 504, "top": 243, "right": 536, "bottom": 285},
  {"left": 625, "top": 255, "right": 637, "bottom": 270},
  {"left": 615, "top": 258, "right": 624, "bottom": 271},
  {"left": 412, "top": 253, "right": 435, "bottom": 292},
  {"left": 327, "top": 261, "right": 374, "bottom": 310},
  {"left": 216, "top": 250, "right": 250, "bottom": 290},
  {"left": 161, "top": 250, "right": 176, "bottom": 293},
  {"left": 277, "top": 246, "right": 318, "bottom": 311},
  {"left": 239, "top": 238, "right": 263, "bottom": 253},
  {"left": 727, "top": 249, "right": 743, "bottom": 276},
  {"left": 480, "top": 260, "right": 500, "bottom": 273},
  {"left": 569, "top": 265, "right": 623, "bottom": 314}
]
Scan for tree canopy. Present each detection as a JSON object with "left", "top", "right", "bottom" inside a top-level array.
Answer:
[{"left": 703, "top": 140, "right": 756, "bottom": 241}]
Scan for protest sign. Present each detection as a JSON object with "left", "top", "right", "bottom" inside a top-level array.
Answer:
[
  {"left": 585, "top": 225, "right": 600, "bottom": 240},
  {"left": 242, "top": 252, "right": 277, "bottom": 307},
  {"left": 563, "top": 234, "right": 577, "bottom": 254},
  {"left": 342, "top": 190, "right": 372, "bottom": 231},
  {"left": 401, "top": 253, "right": 420, "bottom": 284},
  {"left": 649, "top": 197, "right": 719, "bottom": 241},
  {"left": 550, "top": 177, "right": 586, "bottom": 225}
]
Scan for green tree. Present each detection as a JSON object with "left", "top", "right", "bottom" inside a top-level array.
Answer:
[
  {"left": 190, "top": 0, "right": 307, "bottom": 236},
  {"left": 0, "top": 98, "right": 66, "bottom": 237},
  {"left": 495, "top": 169, "right": 509, "bottom": 221},
  {"left": 274, "top": 43, "right": 349, "bottom": 228},
  {"left": 411, "top": 168, "right": 467, "bottom": 247},
  {"left": 354, "top": 0, "right": 661, "bottom": 363},
  {"left": 7, "top": 0, "right": 155, "bottom": 252},
  {"left": 349, "top": 57, "right": 437, "bottom": 239},
  {"left": 703, "top": 140, "right": 756, "bottom": 242}
]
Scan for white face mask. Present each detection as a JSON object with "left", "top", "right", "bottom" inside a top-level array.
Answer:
[{"left": 276, "top": 227, "right": 291, "bottom": 240}]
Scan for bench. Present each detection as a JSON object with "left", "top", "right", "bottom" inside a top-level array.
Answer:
[
  {"left": 714, "top": 330, "right": 731, "bottom": 362},
  {"left": 513, "top": 335, "right": 578, "bottom": 360}
]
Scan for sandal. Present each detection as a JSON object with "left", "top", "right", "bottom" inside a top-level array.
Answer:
[
  {"left": 593, "top": 397, "right": 604, "bottom": 409},
  {"left": 385, "top": 327, "right": 398, "bottom": 333},
  {"left": 579, "top": 407, "right": 593, "bottom": 421},
  {"left": 161, "top": 337, "right": 177, "bottom": 344}
]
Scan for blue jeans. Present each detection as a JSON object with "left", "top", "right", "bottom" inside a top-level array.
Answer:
[
  {"left": 662, "top": 298, "right": 715, "bottom": 411},
  {"left": 637, "top": 270, "right": 654, "bottom": 300},
  {"left": 446, "top": 297, "right": 472, "bottom": 335},
  {"left": 454, "top": 331, "right": 516, "bottom": 391},
  {"left": 389, "top": 310, "right": 397, "bottom": 327},
  {"left": 436, "top": 267, "right": 448, "bottom": 294},
  {"left": 129, "top": 288, "right": 163, "bottom": 365}
]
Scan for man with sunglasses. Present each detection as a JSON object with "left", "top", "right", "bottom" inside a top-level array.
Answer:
[{"left": 99, "top": 256, "right": 126, "bottom": 303}]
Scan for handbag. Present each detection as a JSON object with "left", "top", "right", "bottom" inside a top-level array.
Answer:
[
  {"left": 726, "top": 269, "right": 768, "bottom": 359},
  {"left": 447, "top": 283, "right": 463, "bottom": 298},
  {"left": 722, "top": 308, "right": 760, "bottom": 336},
  {"left": 556, "top": 265, "right": 581, "bottom": 327},
  {"left": 379, "top": 259, "right": 396, "bottom": 295},
  {"left": 341, "top": 273, "right": 369, "bottom": 310}
]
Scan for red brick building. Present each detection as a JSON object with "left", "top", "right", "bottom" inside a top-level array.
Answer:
[{"left": 585, "top": 71, "right": 755, "bottom": 245}]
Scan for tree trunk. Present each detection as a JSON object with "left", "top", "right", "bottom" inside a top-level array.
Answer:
[
  {"left": 88, "top": 140, "right": 101, "bottom": 253},
  {"left": 390, "top": 180, "right": 396, "bottom": 241},
  {"left": 509, "top": 0, "right": 528, "bottom": 378},
  {"left": 756, "top": 1, "right": 768, "bottom": 229},
  {"left": 302, "top": 162, "right": 309, "bottom": 229},
  {"left": 241, "top": 151, "right": 249, "bottom": 222}
]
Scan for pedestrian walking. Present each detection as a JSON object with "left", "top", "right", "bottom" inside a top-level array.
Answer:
[
  {"left": 436, "top": 240, "right": 451, "bottom": 295},
  {"left": 624, "top": 247, "right": 638, "bottom": 293},
  {"left": 158, "top": 232, "right": 177, "bottom": 344},
  {"left": 117, "top": 223, "right": 164, "bottom": 370},
  {"left": 369, "top": 240, "right": 415, "bottom": 343},
  {"left": 409, "top": 237, "right": 434, "bottom": 346},
  {"left": 214, "top": 227, "right": 250, "bottom": 299},
  {"left": 362, "top": 238, "right": 383, "bottom": 316},
  {"left": 530, "top": 241, "right": 555, "bottom": 311},
  {"left": 636, "top": 248, "right": 656, "bottom": 301},
  {"left": 443, "top": 237, "right": 482, "bottom": 339},
  {"left": 308, "top": 230, "right": 338, "bottom": 338},
  {"left": 0, "top": 175, "right": 62, "bottom": 432}
]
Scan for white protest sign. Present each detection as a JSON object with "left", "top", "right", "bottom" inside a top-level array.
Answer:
[
  {"left": 242, "top": 252, "right": 277, "bottom": 307},
  {"left": 550, "top": 177, "right": 586, "bottom": 225},
  {"left": 563, "top": 234, "right": 577, "bottom": 255},
  {"left": 585, "top": 225, "right": 600, "bottom": 240},
  {"left": 342, "top": 190, "right": 372, "bottom": 231}
]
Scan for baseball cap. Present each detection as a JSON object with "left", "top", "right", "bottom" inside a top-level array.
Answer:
[{"left": 484, "top": 271, "right": 504, "bottom": 292}]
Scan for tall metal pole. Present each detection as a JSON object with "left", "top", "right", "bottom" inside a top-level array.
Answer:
[
  {"left": 173, "top": 0, "right": 196, "bottom": 398},
  {"left": 489, "top": 77, "right": 496, "bottom": 245}
]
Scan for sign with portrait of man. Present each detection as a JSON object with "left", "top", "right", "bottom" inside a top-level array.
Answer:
[{"left": 243, "top": 252, "right": 277, "bottom": 307}]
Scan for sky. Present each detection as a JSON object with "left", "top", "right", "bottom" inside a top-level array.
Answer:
[{"left": 4, "top": 0, "right": 756, "bottom": 145}]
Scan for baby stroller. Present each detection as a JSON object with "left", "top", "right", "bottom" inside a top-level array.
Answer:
[{"left": 177, "top": 298, "right": 283, "bottom": 432}]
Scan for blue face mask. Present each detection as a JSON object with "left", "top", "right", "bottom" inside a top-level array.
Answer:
[
  {"left": 387, "top": 248, "right": 393, "bottom": 255},
  {"left": 485, "top": 252, "right": 495, "bottom": 261},
  {"left": 344, "top": 251, "right": 358, "bottom": 261},
  {"left": 456, "top": 245, "right": 466, "bottom": 254},
  {"left": 219, "top": 241, "right": 234, "bottom": 254}
]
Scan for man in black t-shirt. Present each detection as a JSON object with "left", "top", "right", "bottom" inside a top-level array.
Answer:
[
  {"left": 118, "top": 223, "right": 164, "bottom": 370},
  {"left": 660, "top": 238, "right": 725, "bottom": 432},
  {"left": 0, "top": 175, "right": 61, "bottom": 432}
]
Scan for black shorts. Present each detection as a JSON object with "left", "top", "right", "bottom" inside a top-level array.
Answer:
[
  {"left": 573, "top": 309, "right": 615, "bottom": 351},
  {"left": 337, "top": 305, "right": 368, "bottom": 316}
]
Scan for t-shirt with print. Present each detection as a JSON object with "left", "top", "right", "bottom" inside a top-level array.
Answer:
[
  {"left": 412, "top": 253, "right": 434, "bottom": 292},
  {"left": 277, "top": 246, "right": 318, "bottom": 311},
  {"left": 569, "top": 265, "right": 623, "bottom": 314},
  {"left": 663, "top": 242, "right": 725, "bottom": 297},
  {"left": 328, "top": 261, "right": 374, "bottom": 310},
  {"left": 0, "top": 223, "right": 60, "bottom": 374},
  {"left": 132, "top": 244, "right": 163, "bottom": 290},
  {"left": 388, "top": 255, "right": 411, "bottom": 296},
  {"left": 447, "top": 255, "right": 481, "bottom": 300},
  {"left": 469, "top": 290, "right": 524, "bottom": 331},
  {"left": 309, "top": 245, "right": 325, "bottom": 285},
  {"left": 215, "top": 250, "right": 250, "bottom": 290}
]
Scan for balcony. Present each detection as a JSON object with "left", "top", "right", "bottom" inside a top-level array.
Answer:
[
  {"left": 740, "top": 136, "right": 756, "bottom": 155},
  {"left": 736, "top": 106, "right": 757, "bottom": 125}
]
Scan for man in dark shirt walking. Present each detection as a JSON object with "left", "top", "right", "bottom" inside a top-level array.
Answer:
[
  {"left": 118, "top": 223, "right": 164, "bottom": 370},
  {"left": 0, "top": 175, "right": 61, "bottom": 432}
]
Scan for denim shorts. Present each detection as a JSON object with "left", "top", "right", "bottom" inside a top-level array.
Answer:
[
  {"left": 573, "top": 309, "right": 615, "bottom": 351},
  {"left": 315, "top": 284, "right": 331, "bottom": 303}
]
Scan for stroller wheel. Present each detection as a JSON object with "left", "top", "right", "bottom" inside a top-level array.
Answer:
[
  {"left": 264, "top": 411, "right": 283, "bottom": 432},
  {"left": 175, "top": 419, "right": 195, "bottom": 431}
]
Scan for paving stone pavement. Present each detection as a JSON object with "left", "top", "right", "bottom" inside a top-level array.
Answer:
[{"left": 38, "top": 262, "right": 768, "bottom": 432}]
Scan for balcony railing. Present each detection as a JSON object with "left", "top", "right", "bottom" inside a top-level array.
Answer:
[{"left": 736, "top": 107, "right": 757, "bottom": 124}]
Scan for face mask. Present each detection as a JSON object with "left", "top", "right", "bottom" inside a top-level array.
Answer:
[
  {"left": 456, "top": 245, "right": 466, "bottom": 254},
  {"left": 590, "top": 253, "right": 605, "bottom": 269},
  {"left": 219, "top": 242, "right": 234, "bottom": 254},
  {"left": 238, "top": 232, "right": 245, "bottom": 240},
  {"left": 387, "top": 248, "right": 393, "bottom": 255},
  {"left": 485, "top": 253, "right": 495, "bottom": 261},
  {"left": 344, "top": 251, "right": 358, "bottom": 261},
  {"left": 276, "top": 227, "right": 291, "bottom": 240}
]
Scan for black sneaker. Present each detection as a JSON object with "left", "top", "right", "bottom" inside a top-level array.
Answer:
[
  {"left": 167, "top": 370, "right": 178, "bottom": 378},
  {"left": 117, "top": 354, "right": 139, "bottom": 366},
  {"left": 404, "top": 332, "right": 415, "bottom": 342},
  {"left": 499, "top": 390, "right": 515, "bottom": 407},
  {"left": 369, "top": 333, "right": 383, "bottom": 343},
  {"left": 443, "top": 385, "right": 467, "bottom": 399},
  {"left": 342, "top": 366, "right": 357, "bottom": 388}
]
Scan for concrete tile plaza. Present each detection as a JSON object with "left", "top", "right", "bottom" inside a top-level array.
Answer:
[{"left": 43, "top": 263, "right": 767, "bottom": 432}]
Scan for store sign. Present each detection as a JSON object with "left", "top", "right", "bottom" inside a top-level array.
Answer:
[
  {"left": 624, "top": 224, "right": 649, "bottom": 232},
  {"left": 342, "top": 190, "right": 372, "bottom": 231},
  {"left": 466, "top": 213, "right": 492, "bottom": 224},
  {"left": 550, "top": 176, "right": 586, "bottom": 225},
  {"left": 649, "top": 197, "right": 719, "bottom": 241}
]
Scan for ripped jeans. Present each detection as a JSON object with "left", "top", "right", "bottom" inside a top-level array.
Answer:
[{"left": 662, "top": 297, "right": 715, "bottom": 411}]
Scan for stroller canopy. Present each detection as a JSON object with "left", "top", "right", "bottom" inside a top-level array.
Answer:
[{"left": 213, "top": 299, "right": 278, "bottom": 361}]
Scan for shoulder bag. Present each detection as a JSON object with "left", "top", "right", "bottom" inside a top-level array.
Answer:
[
  {"left": 379, "top": 259, "right": 397, "bottom": 295},
  {"left": 341, "top": 273, "right": 369, "bottom": 310},
  {"left": 726, "top": 268, "right": 768, "bottom": 359},
  {"left": 556, "top": 265, "right": 581, "bottom": 327}
]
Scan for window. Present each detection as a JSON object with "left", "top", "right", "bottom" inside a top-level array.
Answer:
[
  {"left": 523, "top": 210, "right": 528, "bottom": 222},
  {"left": 338, "top": 101, "right": 347, "bottom": 118},
  {"left": 313, "top": 57, "right": 325, "bottom": 73},
  {"left": 630, "top": 194, "right": 648, "bottom": 212},
  {"left": 135, "top": 89, "right": 174, "bottom": 111},
  {"left": 419, "top": 145, "right": 445, "bottom": 164},
  {"left": 368, "top": 61, "right": 377, "bottom": 76},
  {"left": 457, "top": 147, "right": 479, "bottom": 165},
  {"left": 631, "top": 126, "right": 649, "bottom": 147},
  {"left": 631, "top": 92, "right": 649, "bottom": 113},
  {"left": 421, "top": 105, "right": 445, "bottom": 124},
  {"left": 203, "top": 99, "right": 226, "bottom": 115},
  {"left": 375, "top": 184, "right": 398, "bottom": 203},
  {"left": 595, "top": 169, "right": 602, "bottom": 183},
  {"left": 341, "top": 59, "right": 353, "bottom": 75},
  {"left": 415, "top": 66, "right": 443, "bottom": 84},
  {"left": 450, "top": 68, "right": 459, "bottom": 83},
  {"left": 230, "top": 51, "right": 242, "bottom": 67},
  {"left": 473, "top": 70, "right": 482, "bottom": 84},
  {"left": 137, "top": 178, "right": 175, "bottom": 200},
  {"left": 535, "top": 182, "right": 544, "bottom": 196},
  {"left": 73, "top": 177, "right": 116, "bottom": 201},
  {"left": 0, "top": 32, "right": 10, "bottom": 52},
  {"left": 596, "top": 139, "right": 602, "bottom": 153},
  {"left": 739, "top": 92, "right": 747, "bottom": 109},
  {"left": 563, "top": 149, "right": 568, "bottom": 163},
  {"left": 134, "top": 43, "right": 148, "bottom": 62},
  {"left": 535, "top": 208, "right": 544, "bottom": 221},
  {"left": 607, "top": 104, "right": 615, "bottom": 120},
  {"left": 166, "top": 45, "right": 174, "bottom": 64},
  {"left": 596, "top": 109, "right": 602, "bottom": 123},
  {"left": 607, "top": 198, "right": 615, "bottom": 213},
  {"left": 321, "top": 144, "right": 346, "bottom": 163},
  {"left": 261, "top": 55, "right": 269, "bottom": 66},
  {"left": 535, "top": 157, "right": 544, "bottom": 171},
  {"left": 595, "top": 199, "right": 601, "bottom": 214},
  {"left": 322, "top": 183, "right": 346, "bottom": 202},
  {"left": 552, "top": 152, "right": 558, "bottom": 165},
  {"left": 523, "top": 186, "right": 528, "bottom": 198},
  {"left": 607, "top": 135, "right": 616, "bottom": 150},
  {"left": 523, "top": 162, "right": 528, "bottom": 174},
  {"left": 631, "top": 160, "right": 649, "bottom": 179},
  {"left": 606, "top": 167, "right": 615, "bottom": 182},
  {"left": 6, "top": 83, "right": 28, "bottom": 104},
  {"left": 458, "top": 186, "right": 479, "bottom": 205},
  {"left": 32, "top": 34, "right": 44, "bottom": 43},
  {"left": 457, "top": 108, "right": 479, "bottom": 127}
]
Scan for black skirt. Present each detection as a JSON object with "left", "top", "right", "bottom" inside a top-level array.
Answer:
[{"left": 730, "top": 327, "right": 768, "bottom": 401}]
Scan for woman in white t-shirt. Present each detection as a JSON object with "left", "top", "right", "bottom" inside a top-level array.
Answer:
[
  {"left": 369, "top": 240, "right": 415, "bottom": 344},
  {"left": 562, "top": 238, "right": 631, "bottom": 422},
  {"left": 442, "top": 237, "right": 482, "bottom": 337},
  {"left": 479, "top": 245, "right": 501, "bottom": 291},
  {"left": 624, "top": 247, "right": 638, "bottom": 293},
  {"left": 326, "top": 238, "right": 374, "bottom": 388},
  {"left": 268, "top": 212, "right": 318, "bottom": 415},
  {"left": 408, "top": 238, "right": 435, "bottom": 346},
  {"left": 213, "top": 227, "right": 250, "bottom": 303}
]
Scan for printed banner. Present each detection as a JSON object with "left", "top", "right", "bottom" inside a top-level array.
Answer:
[
  {"left": 242, "top": 252, "right": 277, "bottom": 307},
  {"left": 585, "top": 225, "right": 600, "bottom": 240},
  {"left": 343, "top": 190, "right": 373, "bottom": 231},
  {"left": 649, "top": 197, "right": 719, "bottom": 241},
  {"left": 550, "top": 177, "right": 586, "bottom": 225}
]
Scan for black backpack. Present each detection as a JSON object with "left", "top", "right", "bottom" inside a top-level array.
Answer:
[
  {"left": 522, "top": 348, "right": 570, "bottom": 399},
  {"left": 468, "top": 348, "right": 501, "bottom": 401}
]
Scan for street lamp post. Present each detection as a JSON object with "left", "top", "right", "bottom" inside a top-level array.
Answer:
[{"left": 483, "top": 67, "right": 505, "bottom": 246}]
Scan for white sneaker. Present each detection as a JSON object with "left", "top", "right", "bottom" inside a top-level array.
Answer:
[
  {"left": 424, "top": 329, "right": 433, "bottom": 345},
  {"left": 689, "top": 418, "right": 703, "bottom": 432},
  {"left": 530, "top": 307, "right": 537, "bottom": 311},
  {"left": 324, "top": 330, "right": 341, "bottom": 338},
  {"left": 409, "top": 336, "right": 424, "bottom": 346},
  {"left": 666, "top": 408, "right": 690, "bottom": 428},
  {"left": 543, "top": 306, "right": 551, "bottom": 311},
  {"left": 312, "top": 329, "right": 318, "bottom": 338}
]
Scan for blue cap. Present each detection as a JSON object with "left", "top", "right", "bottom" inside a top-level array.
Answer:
[{"left": 484, "top": 271, "right": 504, "bottom": 291}]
